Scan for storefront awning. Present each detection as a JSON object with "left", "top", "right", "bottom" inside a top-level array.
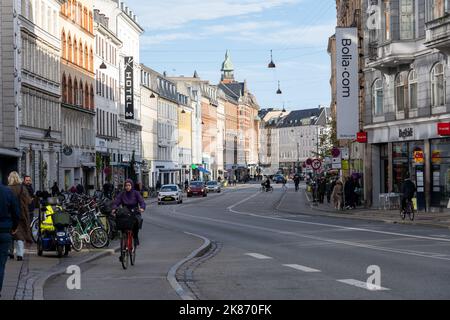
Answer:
[
  {"left": 197, "top": 167, "right": 211, "bottom": 175},
  {"left": 81, "top": 162, "right": 96, "bottom": 168},
  {"left": 0, "top": 148, "right": 21, "bottom": 158}
]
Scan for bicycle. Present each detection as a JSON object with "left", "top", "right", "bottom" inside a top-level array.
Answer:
[
  {"left": 68, "top": 211, "right": 109, "bottom": 251},
  {"left": 400, "top": 198, "right": 415, "bottom": 221},
  {"left": 119, "top": 229, "right": 136, "bottom": 270}
]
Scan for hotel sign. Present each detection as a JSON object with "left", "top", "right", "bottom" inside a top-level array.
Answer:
[{"left": 124, "top": 57, "right": 134, "bottom": 120}]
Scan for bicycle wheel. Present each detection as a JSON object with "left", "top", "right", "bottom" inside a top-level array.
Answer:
[
  {"left": 70, "top": 230, "right": 83, "bottom": 252},
  {"left": 409, "top": 204, "right": 415, "bottom": 221},
  {"left": 129, "top": 235, "right": 136, "bottom": 266},
  {"left": 89, "top": 227, "right": 109, "bottom": 248},
  {"left": 31, "top": 218, "right": 39, "bottom": 243},
  {"left": 120, "top": 233, "right": 129, "bottom": 270}
]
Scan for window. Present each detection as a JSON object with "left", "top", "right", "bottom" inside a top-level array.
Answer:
[
  {"left": 395, "top": 73, "right": 406, "bottom": 112},
  {"left": 427, "top": 0, "right": 446, "bottom": 21},
  {"left": 384, "top": 0, "right": 391, "bottom": 41},
  {"left": 61, "top": 30, "right": 66, "bottom": 59},
  {"left": 400, "top": 0, "right": 415, "bottom": 39},
  {"left": 409, "top": 70, "right": 418, "bottom": 110},
  {"left": 372, "top": 79, "right": 384, "bottom": 115},
  {"left": 431, "top": 62, "right": 445, "bottom": 107}
]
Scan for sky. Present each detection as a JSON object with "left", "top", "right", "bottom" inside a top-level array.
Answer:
[{"left": 126, "top": 0, "right": 337, "bottom": 111}]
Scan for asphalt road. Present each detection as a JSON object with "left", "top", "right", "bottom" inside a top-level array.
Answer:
[{"left": 44, "top": 183, "right": 450, "bottom": 300}]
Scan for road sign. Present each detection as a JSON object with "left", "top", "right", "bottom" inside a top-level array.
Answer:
[{"left": 312, "top": 159, "right": 322, "bottom": 171}]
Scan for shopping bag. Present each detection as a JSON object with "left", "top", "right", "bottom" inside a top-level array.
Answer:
[{"left": 412, "top": 198, "right": 417, "bottom": 210}]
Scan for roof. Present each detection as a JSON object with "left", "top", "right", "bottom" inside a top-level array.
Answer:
[{"left": 276, "top": 108, "right": 322, "bottom": 128}]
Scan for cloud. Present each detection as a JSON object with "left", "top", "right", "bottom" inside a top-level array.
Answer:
[{"left": 126, "top": 0, "right": 301, "bottom": 31}]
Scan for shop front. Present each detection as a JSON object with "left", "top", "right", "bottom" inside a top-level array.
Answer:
[{"left": 368, "top": 120, "right": 450, "bottom": 211}]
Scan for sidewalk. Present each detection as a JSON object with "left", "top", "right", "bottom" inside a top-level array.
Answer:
[
  {"left": 278, "top": 188, "right": 450, "bottom": 229},
  {"left": 1, "top": 243, "right": 118, "bottom": 300}
]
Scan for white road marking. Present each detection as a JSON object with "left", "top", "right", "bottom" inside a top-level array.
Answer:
[
  {"left": 228, "top": 194, "right": 450, "bottom": 244},
  {"left": 245, "top": 253, "right": 273, "bottom": 260},
  {"left": 337, "top": 279, "right": 390, "bottom": 291},
  {"left": 170, "top": 209, "right": 450, "bottom": 262},
  {"left": 283, "top": 264, "right": 321, "bottom": 273}
]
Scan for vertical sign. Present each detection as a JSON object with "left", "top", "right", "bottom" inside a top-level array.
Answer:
[
  {"left": 336, "top": 27, "right": 359, "bottom": 140},
  {"left": 124, "top": 57, "right": 134, "bottom": 120}
]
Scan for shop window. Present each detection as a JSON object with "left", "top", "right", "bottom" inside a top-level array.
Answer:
[{"left": 431, "top": 139, "right": 450, "bottom": 207}]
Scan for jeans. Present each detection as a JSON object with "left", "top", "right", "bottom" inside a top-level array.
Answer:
[
  {"left": 10, "top": 240, "right": 25, "bottom": 258},
  {"left": 0, "top": 233, "right": 13, "bottom": 293}
]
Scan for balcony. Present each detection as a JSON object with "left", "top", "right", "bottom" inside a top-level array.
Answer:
[
  {"left": 425, "top": 14, "right": 450, "bottom": 54},
  {"left": 366, "top": 41, "right": 418, "bottom": 73}
]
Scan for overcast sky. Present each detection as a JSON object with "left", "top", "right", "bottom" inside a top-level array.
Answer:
[{"left": 125, "top": 0, "right": 336, "bottom": 111}]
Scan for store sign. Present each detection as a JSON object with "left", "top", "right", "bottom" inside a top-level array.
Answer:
[
  {"left": 124, "top": 57, "right": 134, "bottom": 120},
  {"left": 336, "top": 27, "right": 359, "bottom": 140},
  {"left": 399, "top": 128, "right": 413, "bottom": 139},
  {"left": 357, "top": 131, "right": 368, "bottom": 143},
  {"left": 438, "top": 123, "right": 450, "bottom": 136}
]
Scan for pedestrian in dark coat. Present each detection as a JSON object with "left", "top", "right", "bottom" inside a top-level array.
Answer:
[
  {"left": 7, "top": 172, "right": 33, "bottom": 261},
  {"left": 344, "top": 177, "right": 355, "bottom": 209},
  {"left": 0, "top": 181, "right": 20, "bottom": 296},
  {"left": 51, "top": 182, "right": 60, "bottom": 197},
  {"left": 22, "top": 176, "right": 35, "bottom": 222}
]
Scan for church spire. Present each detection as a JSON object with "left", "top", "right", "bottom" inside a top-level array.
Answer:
[{"left": 221, "top": 50, "right": 234, "bottom": 83}]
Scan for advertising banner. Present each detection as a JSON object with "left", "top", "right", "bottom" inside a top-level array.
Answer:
[
  {"left": 336, "top": 27, "right": 359, "bottom": 140},
  {"left": 124, "top": 57, "right": 134, "bottom": 120}
]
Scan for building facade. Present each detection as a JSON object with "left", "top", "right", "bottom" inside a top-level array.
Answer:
[
  {"left": 13, "top": 0, "right": 63, "bottom": 191},
  {"left": 94, "top": 9, "right": 121, "bottom": 188},
  {"left": 60, "top": 0, "right": 96, "bottom": 192},
  {"left": 363, "top": 0, "right": 450, "bottom": 211},
  {"left": 94, "top": 0, "right": 144, "bottom": 187}
]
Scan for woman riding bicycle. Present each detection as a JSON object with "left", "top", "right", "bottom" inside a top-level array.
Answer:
[{"left": 112, "top": 179, "right": 146, "bottom": 246}]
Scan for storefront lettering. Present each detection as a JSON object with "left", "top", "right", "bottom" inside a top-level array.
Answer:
[{"left": 399, "top": 128, "right": 413, "bottom": 139}]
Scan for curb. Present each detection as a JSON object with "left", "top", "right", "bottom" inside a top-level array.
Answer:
[
  {"left": 167, "top": 232, "right": 212, "bottom": 301},
  {"left": 32, "top": 246, "right": 120, "bottom": 300}
]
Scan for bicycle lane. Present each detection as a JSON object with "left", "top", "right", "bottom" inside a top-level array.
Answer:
[{"left": 43, "top": 216, "right": 203, "bottom": 300}]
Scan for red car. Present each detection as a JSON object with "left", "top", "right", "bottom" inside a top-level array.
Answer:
[{"left": 187, "top": 181, "right": 207, "bottom": 197}]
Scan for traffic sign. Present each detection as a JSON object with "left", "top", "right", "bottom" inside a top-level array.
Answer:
[{"left": 311, "top": 159, "right": 322, "bottom": 171}]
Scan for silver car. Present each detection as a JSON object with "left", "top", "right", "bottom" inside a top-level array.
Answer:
[
  {"left": 206, "top": 181, "right": 221, "bottom": 193},
  {"left": 158, "top": 185, "right": 183, "bottom": 205}
]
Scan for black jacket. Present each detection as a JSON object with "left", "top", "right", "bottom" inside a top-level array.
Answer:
[
  {"left": 0, "top": 183, "right": 20, "bottom": 233},
  {"left": 402, "top": 180, "right": 416, "bottom": 198}
]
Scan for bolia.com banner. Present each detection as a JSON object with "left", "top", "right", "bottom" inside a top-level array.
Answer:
[
  {"left": 125, "top": 56, "right": 134, "bottom": 120},
  {"left": 336, "top": 27, "right": 359, "bottom": 140}
]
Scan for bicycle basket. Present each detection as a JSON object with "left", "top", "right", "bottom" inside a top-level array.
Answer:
[
  {"left": 116, "top": 208, "right": 135, "bottom": 231},
  {"left": 52, "top": 212, "right": 71, "bottom": 226}
]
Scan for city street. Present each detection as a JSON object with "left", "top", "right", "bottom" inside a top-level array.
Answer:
[{"left": 44, "top": 184, "right": 450, "bottom": 300}]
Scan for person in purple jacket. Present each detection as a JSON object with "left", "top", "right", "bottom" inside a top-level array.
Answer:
[{"left": 112, "top": 179, "right": 146, "bottom": 246}]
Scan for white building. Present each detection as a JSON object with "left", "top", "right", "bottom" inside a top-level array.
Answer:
[
  {"left": 94, "top": 0, "right": 144, "bottom": 186},
  {"left": 14, "top": 0, "right": 63, "bottom": 191},
  {"left": 94, "top": 9, "right": 122, "bottom": 188}
]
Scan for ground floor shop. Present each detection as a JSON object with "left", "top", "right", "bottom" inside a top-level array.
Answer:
[
  {"left": 367, "top": 120, "right": 450, "bottom": 211},
  {"left": 0, "top": 151, "right": 20, "bottom": 185}
]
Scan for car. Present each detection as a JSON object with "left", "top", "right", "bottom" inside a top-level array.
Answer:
[
  {"left": 206, "top": 181, "right": 221, "bottom": 193},
  {"left": 273, "top": 174, "right": 287, "bottom": 184},
  {"left": 158, "top": 185, "right": 183, "bottom": 205},
  {"left": 187, "top": 181, "right": 207, "bottom": 197}
]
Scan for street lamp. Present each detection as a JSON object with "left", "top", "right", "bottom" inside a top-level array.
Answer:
[
  {"left": 276, "top": 81, "right": 282, "bottom": 95},
  {"left": 268, "top": 50, "right": 276, "bottom": 69},
  {"left": 100, "top": 61, "right": 107, "bottom": 69}
]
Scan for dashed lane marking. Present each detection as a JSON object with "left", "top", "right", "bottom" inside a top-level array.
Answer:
[
  {"left": 283, "top": 264, "right": 321, "bottom": 273},
  {"left": 337, "top": 279, "right": 390, "bottom": 291},
  {"left": 245, "top": 253, "right": 273, "bottom": 260}
]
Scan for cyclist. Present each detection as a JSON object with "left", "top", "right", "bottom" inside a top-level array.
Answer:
[
  {"left": 264, "top": 177, "right": 272, "bottom": 192},
  {"left": 401, "top": 174, "right": 416, "bottom": 214},
  {"left": 112, "top": 179, "right": 146, "bottom": 246}
]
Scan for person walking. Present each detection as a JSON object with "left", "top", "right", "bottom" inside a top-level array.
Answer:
[
  {"left": 344, "top": 177, "right": 355, "bottom": 209},
  {"left": 7, "top": 172, "right": 33, "bottom": 261},
  {"left": 331, "top": 180, "right": 344, "bottom": 210},
  {"left": 0, "top": 181, "right": 20, "bottom": 298},
  {"left": 23, "top": 176, "right": 35, "bottom": 222},
  {"left": 103, "top": 180, "right": 114, "bottom": 200},
  {"left": 51, "top": 182, "right": 60, "bottom": 197}
]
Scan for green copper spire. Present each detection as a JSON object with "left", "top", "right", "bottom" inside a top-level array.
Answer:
[{"left": 221, "top": 50, "right": 234, "bottom": 72}]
